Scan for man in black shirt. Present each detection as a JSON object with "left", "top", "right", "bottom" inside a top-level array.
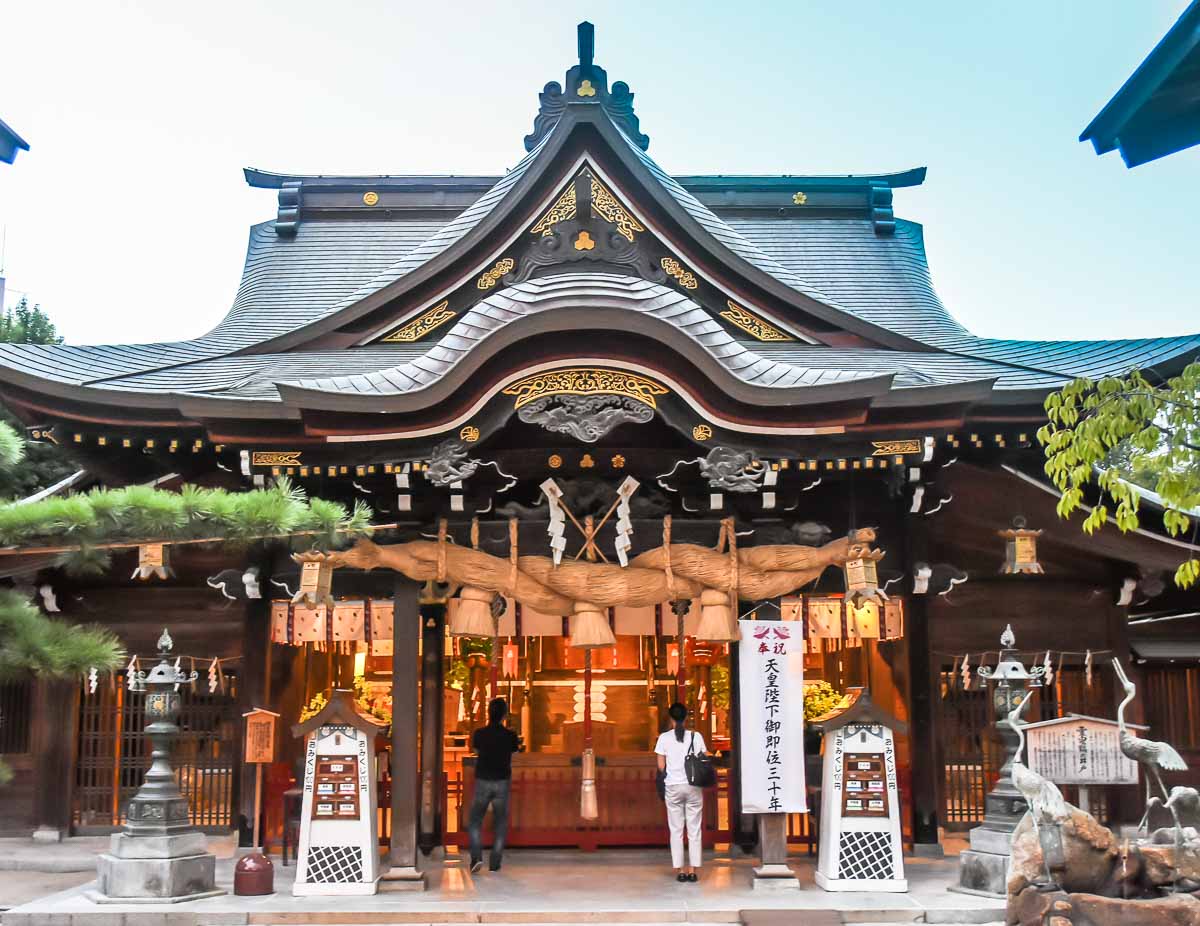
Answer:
[{"left": 467, "top": 697, "right": 520, "bottom": 872}]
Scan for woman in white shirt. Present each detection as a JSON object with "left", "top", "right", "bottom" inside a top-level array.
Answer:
[{"left": 654, "top": 702, "right": 706, "bottom": 882}]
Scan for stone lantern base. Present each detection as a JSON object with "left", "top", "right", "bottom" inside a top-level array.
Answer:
[{"left": 91, "top": 832, "right": 223, "bottom": 903}]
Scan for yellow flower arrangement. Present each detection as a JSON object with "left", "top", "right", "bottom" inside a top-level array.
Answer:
[
  {"left": 803, "top": 679, "right": 850, "bottom": 722},
  {"left": 298, "top": 677, "right": 391, "bottom": 725}
]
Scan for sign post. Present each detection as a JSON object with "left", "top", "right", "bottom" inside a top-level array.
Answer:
[
  {"left": 737, "top": 619, "right": 806, "bottom": 890},
  {"left": 1023, "top": 714, "right": 1143, "bottom": 816},
  {"left": 242, "top": 708, "right": 279, "bottom": 851}
]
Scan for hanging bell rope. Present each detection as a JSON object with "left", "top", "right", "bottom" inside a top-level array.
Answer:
[
  {"left": 695, "top": 518, "right": 739, "bottom": 642},
  {"left": 447, "top": 518, "right": 494, "bottom": 637}
]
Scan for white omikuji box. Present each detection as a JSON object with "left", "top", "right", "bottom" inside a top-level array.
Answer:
[
  {"left": 293, "top": 691, "right": 385, "bottom": 896},
  {"left": 815, "top": 691, "right": 908, "bottom": 893}
]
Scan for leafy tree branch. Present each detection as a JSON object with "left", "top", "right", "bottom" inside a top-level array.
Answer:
[{"left": 1038, "top": 362, "right": 1200, "bottom": 588}]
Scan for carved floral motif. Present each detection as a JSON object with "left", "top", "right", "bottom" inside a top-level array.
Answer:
[
  {"left": 476, "top": 258, "right": 515, "bottom": 290},
  {"left": 720, "top": 301, "right": 793, "bottom": 342},
  {"left": 660, "top": 257, "right": 698, "bottom": 290},
  {"left": 381, "top": 301, "right": 456, "bottom": 343},
  {"left": 502, "top": 368, "right": 669, "bottom": 410}
]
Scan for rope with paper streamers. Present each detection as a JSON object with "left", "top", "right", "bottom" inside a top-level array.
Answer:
[
  {"left": 935, "top": 648, "right": 1115, "bottom": 689},
  {"left": 305, "top": 525, "right": 880, "bottom": 617},
  {"left": 93, "top": 653, "right": 243, "bottom": 696}
]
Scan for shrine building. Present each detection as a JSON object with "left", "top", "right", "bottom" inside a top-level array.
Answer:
[{"left": 0, "top": 24, "right": 1196, "bottom": 862}]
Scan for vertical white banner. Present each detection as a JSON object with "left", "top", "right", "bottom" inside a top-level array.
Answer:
[{"left": 738, "top": 620, "right": 807, "bottom": 813}]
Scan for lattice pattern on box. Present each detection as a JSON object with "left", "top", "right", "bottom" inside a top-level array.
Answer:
[
  {"left": 837, "top": 830, "right": 894, "bottom": 881},
  {"left": 306, "top": 845, "right": 364, "bottom": 883}
]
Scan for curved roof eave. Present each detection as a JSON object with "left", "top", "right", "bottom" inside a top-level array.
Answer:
[{"left": 235, "top": 106, "right": 936, "bottom": 357}]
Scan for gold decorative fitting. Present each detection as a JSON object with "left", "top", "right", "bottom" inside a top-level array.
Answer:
[
  {"left": 792, "top": 192, "right": 808, "bottom": 205},
  {"left": 503, "top": 368, "right": 669, "bottom": 410},
  {"left": 381, "top": 300, "right": 456, "bottom": 343},
  {"left": 577, "top": 79, "right": 597, "bottom": 97},
  {"left": 476, "top": 258, "right": 515, "bottom": 290},
  {"left": 530, "top": 183, "right": 577, "bottom": 236},
  {"left": 459, "top": 425, "right": 480, "bottom": 443},
  {"left": 693, "top": 424, "right": 713, "bottom": 441},
  {"left": 660, "top": 257, "right": 698, "bottom": 289},
  {"left": 362, "top": 191, "right": 379, "bottom": 206},
  {"left": 574, "top": 230, "right": 595, "bottom": 250},
  {"left": 251, "top": 451, "right": 301, "bottom": 466},
  {"left": 870, "top": 439, "right": 921, "bottom": 456},
  {"left": 580, "top": 453, "right": 595, "bottom": 468},
  {"left": 611, "top": 454, "right": 626, "bottom": 469},
  {"left": 720, "top": 301, "right": 793, "bottom": 342},
  {"left": 548, "top": 454, "right": 563, "bottom": 469},
  {"left": 590, "top": 175, "right": 644, "bottom": 242}
]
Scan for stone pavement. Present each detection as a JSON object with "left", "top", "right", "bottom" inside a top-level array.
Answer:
[{"left": 1, "top": 845, "right": 1004, "bottom": 925}]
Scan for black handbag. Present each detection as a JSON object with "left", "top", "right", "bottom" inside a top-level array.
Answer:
[{"left": 684, "top": 733, "right": 717, "bottom": 788}]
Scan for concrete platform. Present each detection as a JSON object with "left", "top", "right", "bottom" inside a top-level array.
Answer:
[{"left": 1, "top": 848, "right": 1005, "bottom": 925}]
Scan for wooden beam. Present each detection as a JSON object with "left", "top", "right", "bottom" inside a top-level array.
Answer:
[
  {"left": 900, "top": 501, "right": 942, "bottom": 854},
  {"left": 418, "top": 603, "right": 445, "bottom": 855},
  {"left": 383, "top": 576, "right": 426, "bottom": 889}
]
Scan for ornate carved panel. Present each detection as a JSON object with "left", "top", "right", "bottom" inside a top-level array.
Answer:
[
  {"left": 502, "top": 368, "right": 669, "bottom": 410},
  {"left": 381, "top": 301, "right": 456, "bottom": 343}
]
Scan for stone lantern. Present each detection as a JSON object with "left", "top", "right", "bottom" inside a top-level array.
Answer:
[
  {"left": 953, "top": 624, "right": 1046, "bottom": 898},
  {"left": 93, "top": 629, "right": 223, "bottom": 902}
]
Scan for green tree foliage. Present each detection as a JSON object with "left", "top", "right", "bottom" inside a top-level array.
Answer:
[
  {"left": 0, "top": 478, "right": 372, "bottom": 554},
  {"left": 0, "top": 297, "right": 75, "bottom": 499},
  {"left": 0, "top": 297, "right": 62, "bottom": 344},
  {"left": 1038, "top": 362, "right": 1200, "bottom": 588}
]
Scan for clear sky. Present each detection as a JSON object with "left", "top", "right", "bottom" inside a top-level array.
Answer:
[{"left": 1, "top": 1, "right": 1196, "bottom": 346}]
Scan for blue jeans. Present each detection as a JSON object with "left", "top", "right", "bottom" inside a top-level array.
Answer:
[{"left": 467, "top": 777, "right": 511, "bottom": 863}]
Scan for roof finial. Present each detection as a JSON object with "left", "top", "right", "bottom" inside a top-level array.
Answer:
[{"left": 578, "top": 22, "right": 594, "bottom": 73}]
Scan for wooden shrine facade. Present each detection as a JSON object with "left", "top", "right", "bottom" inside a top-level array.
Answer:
[{"left": 0, "top": 24, "right": 1198, "bottom": 853}]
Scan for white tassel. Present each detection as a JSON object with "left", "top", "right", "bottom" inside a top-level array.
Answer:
[
  {"left": 88, "top": 667, "right": 98, "bottom": 695},
  {"left": 1043, "top": 651, "right": 1053, "bottom": 686},
  {"left": 126, "top": 655, "right": 139, "bottom": 690},
  {"left": 613, "top": 476, "right": 639, "bottom": 567},
  {"left": 541, "top": 478, "right": 567, "bottom": 566}
]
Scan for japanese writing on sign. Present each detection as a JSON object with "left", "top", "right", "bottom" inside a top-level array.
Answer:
[{"left": 738, "top": 620, "right": 807, "bottom": 814}]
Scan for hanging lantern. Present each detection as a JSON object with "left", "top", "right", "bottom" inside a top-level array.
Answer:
[
  {"left": 694, "top": 588, "right": 738, "bottom": 642},
  {"left": 999, "top": 516, "right": 1044, "bottom": 574},
  {"left": 882, "top": 598, "right": 905, "bottom": 641},
  {"left": 502, "top": 643, "right": 520, "bottom": 678},
  {"left": 132, "top": 544, "right": 172, "bottom": 581},
  {"left": 844, "top": 549, "right": 888, "bottom": 605},
  {"left": 447, "top": 587, "right": 497, "bottom": 637},
  {"left": 568, "top": 602, "right": 616, "bottom": 649},
  {"left": 293, "top": 554, "right": 335, "bottom": 607}
]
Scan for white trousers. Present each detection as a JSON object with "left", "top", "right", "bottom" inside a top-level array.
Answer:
[{"left": 664, "top": 782, "right": 704, "bottom": 868}]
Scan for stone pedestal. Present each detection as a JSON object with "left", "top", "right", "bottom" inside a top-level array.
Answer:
[
  {"left": 752, "top": 814, "right": 799, "bottom": 890},
  {"left": 953, "top": 683, "right": 1028, "bottom": 898},
  {"left": 380, "top": 864, "right": 427, "bottom": 892},
  {"left": 93, "top": 833, "right": 222, "bottom": 903}
]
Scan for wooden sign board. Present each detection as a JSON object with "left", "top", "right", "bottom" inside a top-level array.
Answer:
[
  {"left": 1025, "top": 715, "right": 1140, "bottom": 786},
  {"left": 243, "top": 708, "right": 280, "bottom": 764}
]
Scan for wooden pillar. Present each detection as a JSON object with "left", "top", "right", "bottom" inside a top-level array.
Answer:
[
  {"left": 728, "top": 636, "right": 757, "bottom": 853},
  {"left": 418, "top": 603, "right": 445, "bottom": 856},
  {"left": 237, "top": 590, "right": 271, "bottom": 847},
  {"left": 901, "top": 506, "right": 942, "bottom": 854},
  {"left": 31, "top": 677, "right": 79, "bottom": 840},
  {"left": 384, "top": 576, "right": 426, "bottom": 889}
]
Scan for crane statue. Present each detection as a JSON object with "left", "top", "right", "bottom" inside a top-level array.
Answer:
[
  {"left": 1112, "top": 658, "right": 1189, "bottom": 835},
  {"left": 1008, "top": 692, "right": 1071, "bottom": 886}
]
